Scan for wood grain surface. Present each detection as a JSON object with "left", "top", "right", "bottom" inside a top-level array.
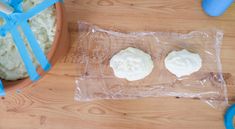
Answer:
[{"left": 1, "top": 0, "right": 235, "bottom": 129}]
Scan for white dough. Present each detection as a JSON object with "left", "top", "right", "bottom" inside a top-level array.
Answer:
[
  {"left": 110, "top": 47, "right": 154, "bottom": 81},
  {"left": 164, "top": 49, "right": 202, "bottom": 78}
]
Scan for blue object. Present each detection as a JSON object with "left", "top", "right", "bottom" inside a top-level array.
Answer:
[
  {"left": 10, "top": 27, "right": 41, "bottom": 81},
  {"left": 0, "top": 81, "right": 6, "bottom": 96},
  {"left": 202, "top": 0, "right": 234, "bottom": 17},
  {"left": 21, "top": 21, "right": 52, "bottom": 72},
  {"left": 225, "top": 104, "right": 235, "bottom": 129},
  {"left": 0, "top": 0, "right": 62, "bottom": 94}
]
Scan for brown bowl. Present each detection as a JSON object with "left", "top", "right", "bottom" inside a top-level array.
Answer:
[{"left": 2, "top": 3, "right": 69, "bottom": 91}]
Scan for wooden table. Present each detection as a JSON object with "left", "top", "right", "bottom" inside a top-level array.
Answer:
[{"left": 1, "top": 0, "right": 235, "bottom": 129}]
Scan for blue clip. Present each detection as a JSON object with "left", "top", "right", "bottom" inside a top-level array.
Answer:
[{"left": 0, "top": 80, "right": 6, "bottom": 96}]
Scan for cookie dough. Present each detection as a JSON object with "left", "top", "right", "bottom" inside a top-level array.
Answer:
[
  {"left": 164, "top": 49, "right": 202, "bottom": 78},
  {"left": 110, "top": 47, "right": 154, "bottom": 81}
]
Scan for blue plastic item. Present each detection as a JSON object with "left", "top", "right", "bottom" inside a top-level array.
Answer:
[
  {"left": 225, "top": 104, "right": 235, "bottom": 129},
  {"left": 0, "top": 80, "right": 6, "bottom": 96},
  {"left": 0, "top": 0, "right": 62, "bottom": 95},
  {"left": 202, "top": 0, "right": 234, "bottom": 17}
]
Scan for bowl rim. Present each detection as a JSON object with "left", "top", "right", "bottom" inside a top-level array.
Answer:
[{"left": 2, "top": 3, "right": 65, "bottom": 91}]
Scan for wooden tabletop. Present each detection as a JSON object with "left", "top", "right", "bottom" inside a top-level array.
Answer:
[{"left": 1, "top": 0, "right": 235, "bottom": 129}]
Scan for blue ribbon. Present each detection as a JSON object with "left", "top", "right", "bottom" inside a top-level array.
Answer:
[{"left": 0, "top": 0, "right": 62, "bottom": 95}]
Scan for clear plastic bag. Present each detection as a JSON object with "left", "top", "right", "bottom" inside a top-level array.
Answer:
[{"left": 75, "top": 22, "right": 228, "bottom": 109}]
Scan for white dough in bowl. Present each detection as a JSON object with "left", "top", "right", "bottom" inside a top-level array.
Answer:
[
  {"left": 110, "top": 47, "right": 154, "bottom": 81},
  {"left": 0, "top": 0, "right": 56, "bottom": 80},
  {"left": 164, "top": 49, "right": 202, "bottom": 78}
]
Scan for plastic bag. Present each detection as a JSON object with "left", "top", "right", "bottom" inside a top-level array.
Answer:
[{"left": 75, "top": 22, "right": 228, "bottom": 109}]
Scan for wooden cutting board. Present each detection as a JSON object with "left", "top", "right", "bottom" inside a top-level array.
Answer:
[{"left": 0, "top": 0, "right": 235, "bottom": 129}]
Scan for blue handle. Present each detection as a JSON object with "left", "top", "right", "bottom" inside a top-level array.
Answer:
[
  {"left": 21, "top": 21, "right": 51, "bottom": 71},
  {"left": 0, "top": 80, "right": 6, "bottom": 96},
  {"left": 225, "top": 104, "right": 235, "bottom": 129},
  {"left": 202, "top": 0, "right": 234, "bottom": 17},
  {"left": 10, "top": 28, "right": 41, "bottom": 81}
]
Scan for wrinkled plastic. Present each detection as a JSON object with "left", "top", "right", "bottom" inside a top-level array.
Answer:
[{"left": 75, "top": 22, "right": 228, "bottom": 109}]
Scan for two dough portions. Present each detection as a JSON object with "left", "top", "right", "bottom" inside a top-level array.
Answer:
[{"left": 110, "top": 47, "right": 202, "bottom": 81}]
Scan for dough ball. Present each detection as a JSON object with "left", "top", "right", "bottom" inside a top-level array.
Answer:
[
  {"left": 110, "top": 47, "right": 154, "bottom": 81},
  {"left": 164, "top": 49, "right": 202, "bottom": 78}
]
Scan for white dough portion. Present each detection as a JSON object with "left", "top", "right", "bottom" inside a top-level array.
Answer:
[
  {"left": 110, "top": 47, "right": 154, "bottom": 81},
  {"left": 164, "top": 49, "right": 202, "bottom": 78}
]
